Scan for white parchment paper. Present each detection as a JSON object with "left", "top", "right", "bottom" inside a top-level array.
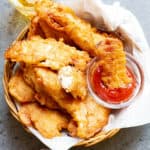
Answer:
[{"left": 17, "top": 0, "right": 150, "bottom": 149}]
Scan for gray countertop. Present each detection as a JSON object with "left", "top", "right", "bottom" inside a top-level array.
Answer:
[{"left": 0, "top": 0, "right": 150, "bottom": 150}]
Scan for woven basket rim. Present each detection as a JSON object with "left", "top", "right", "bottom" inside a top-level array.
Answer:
[{"left": 3, "top": 25, "right": 120, "bottom": 148}]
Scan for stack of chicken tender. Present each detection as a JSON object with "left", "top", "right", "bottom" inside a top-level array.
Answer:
[{"left": 5, "top": 0, "right": 128, "bottom": 139}]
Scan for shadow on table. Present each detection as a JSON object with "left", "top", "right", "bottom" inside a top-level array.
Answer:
[{"left": 71, "top": 124, "right": 150, "bottom": 150}]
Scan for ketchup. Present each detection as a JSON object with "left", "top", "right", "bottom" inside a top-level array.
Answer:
[{"left": 92, "top": 66, "right": 136, "bottom": 104}]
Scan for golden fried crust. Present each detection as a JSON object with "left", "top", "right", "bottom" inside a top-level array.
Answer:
[
  {"left": 28, "top": 16, "right": 74, "bottom": 45},
  {"left": 8, "top": 70, "right": 35, "bottom": 103},
  {"left": 39, "top": 18, "right": 75, "bottom": 45},
  {"left": 5, "top": 36, "right": 90, "bottom": 71},
  {"left": 34, "top": 93, "right": 60, "bottom": 110},
  {"left": 22, "top": 65, "right": 60, "bottom": 110},
  {"left": 58, "top": 66, "right": 87, "bottom": 100},
  {"left": 97, "top": 38, "right": 131, "bottom": 88},
  {"left": 28, "top": 16, "right": 45, "bottom": 39},
  {"left": 68, "top": 95, "right": 110, "bottom": 138},
  {"left": 18, "top": 103, "right": 68, "bottom": 138},
  {"left": 8, "top": 66, "right": 59, "bottom": 109},
  {"left": 23, "top": 66, "right": 69, "bottom": 101},
  {"left": 28, "top": 67, "right": 110, "bottom": 138},
  {"left": 35, "top": 0, "right": 105, "bottom": 56},
  {"left": 35, "top": 0, "right": 130, "bottom": 88}
]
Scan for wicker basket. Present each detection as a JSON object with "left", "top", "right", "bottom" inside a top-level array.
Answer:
[{"left": 3, "top": 26, "right": 120, "bottom": 148}]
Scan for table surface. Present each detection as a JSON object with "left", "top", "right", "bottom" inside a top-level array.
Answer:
[{"left": 0, "top": 0, "right": 150, "bottom": 150}]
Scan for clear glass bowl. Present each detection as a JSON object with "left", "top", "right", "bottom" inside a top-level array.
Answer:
[{"left": 87, "top": 52, "right": 144, "bottom": 109}]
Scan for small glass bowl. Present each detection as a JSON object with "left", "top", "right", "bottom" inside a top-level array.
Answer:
[{"left": 87, "top": 52, "right": 144, "bottom": 109}]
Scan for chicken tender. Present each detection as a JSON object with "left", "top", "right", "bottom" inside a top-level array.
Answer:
[
  {"left": 8, "top": 65, "right": 59, "bottom": 109},
  {"left": 5, "top": 36, "right": 90, "bottom": 71},
  {"left": 58, "top": 66, "right": 87, "bottom": 100},
  {"left": 8, "top": 69, "right": 35, "bottom": 103},
  {"left": 35, "top": 0, "right": 130, "bottom": 88},
  {"left": 25, "top": 67, "right": 110, "bottom": 138},
  {"left": 97, "top": 39, "right": 131, "bottom": 88},
  {"left": 23, "top": 65, "right": 69, "bottom": 101},
  {"left": 67, "top": 95, "right": 110, "bottom": 138},
  {"left": 39, "top": 18, "right": 75, "bottom": 45},
  {"left": 18, "top": 65, "right": 60, "bottom": 109},
  {"left": 35, "top": 0, "right": 105, "bottom": 56},
  {"left": 28, "top": 16, "right": 74, "bottom": 45},
  {"left": 18, "top": 103, "right": 68, "bottom": 138}
]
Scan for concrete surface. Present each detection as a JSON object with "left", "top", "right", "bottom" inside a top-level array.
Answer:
[{"left": 0, "top": 0, "right": 150, "bottom": 150}]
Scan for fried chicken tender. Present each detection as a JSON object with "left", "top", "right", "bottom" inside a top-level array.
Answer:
[
  {"left": 23, "top": 65, "right": 69, "bottom": 101},
  {"left": 24, "top": 66, "right": 110, "bottom": 138},
  {"left": 39, "top": 18, "right": 75, "bottom": 45},
  {"left": 8, "top": 65, "right": 59, "bottom": 109},
  {"left": 28, "top": 16, "right": 75, "bottom": 45},
  {"left": 8, "top": 69, "right": 35, "bottom": 103},
  {"left": 18, "top": 103, "right": 68, "bottom": 138},
  {"left": 34, "top": 93, "right": 60, "bottom": 110},
  {"left": 97, "top": 39, "right": 131, "bottom": 88},
  {"left": 67, "top": 95, "right": 110, "bottom": 138},
  {"left": 35, "top": 0, "right": 105, "bottom": 56},
  {"left": 18, "top": 65, "right": 60, "bottom": 109},
  {"left": 58, "top": 66, "right": 87, "bottom": 100},
  {"left": 35, "top": 0, "right": 131, "bottom": 88},
  {"left": 5, "top": 36, "right": 90, "bottom": 71}
]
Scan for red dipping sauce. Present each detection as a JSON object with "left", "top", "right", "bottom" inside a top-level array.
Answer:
[{"left": 92, "top": 66, "right": 136, "bottom": 104}]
